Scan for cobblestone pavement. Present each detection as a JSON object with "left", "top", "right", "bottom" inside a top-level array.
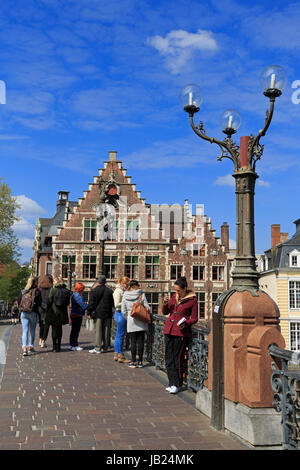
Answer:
[{"left": 0, "top": 323, "right": 247, "bottom": 451}]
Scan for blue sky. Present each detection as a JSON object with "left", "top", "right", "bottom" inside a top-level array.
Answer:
[{"left": 1, "top": 0, "right": 300, "bottom": 262}]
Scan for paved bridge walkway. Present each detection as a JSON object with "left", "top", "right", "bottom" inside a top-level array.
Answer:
[{"left": 0, "top": 322, "right": 247, "bottom": 451}]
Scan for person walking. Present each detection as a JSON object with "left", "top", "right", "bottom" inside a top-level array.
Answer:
[
  {"left": 18, "top": 276, "right": 42, "bottom": 356},
  {"left": 87, "top": 275, "right": 114, "bottom": 354},
  {"left": 37, "top": 274, "right": 53, "bottom": 348},
  {"left": 121, "top": 280, "right": 151, "bottom": 369},
  {"left": 10, "top": 300, "right": 19, "bottom": 325},
  {"left": 44, "top": 277, "right": 71, "bottom": 352},
  {"left": 162, "top": 276, "right": 198, "bottom": 394},
  {"left": 69, "top": 282, "right": 88, "bottom": 351},
  {"left": 113, "top": 277, "right": 130, "bottom": 363}
]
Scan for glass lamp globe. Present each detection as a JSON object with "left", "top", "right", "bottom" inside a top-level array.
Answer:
[
  {"left": 180, "top": 84, "right": 203, "bottom": 110},
  {"left": 260, "top": 65, "right": 287, "bottom": 92},
  {"left": 221, "top": 109, "right": 242, "bottom": 134}
]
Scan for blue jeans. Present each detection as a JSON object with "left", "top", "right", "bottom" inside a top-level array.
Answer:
[
  {"left": 21, "top": 312, "right": 38, "bottom": 348},
  {"left": 114, "top": 311, "right": 127, "bottom": 354}
]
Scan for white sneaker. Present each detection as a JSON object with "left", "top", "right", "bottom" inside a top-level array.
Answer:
[
  {"left": 169, "top": 386, "right": 180, "bottom": 394},
  {"left": 74, "top": 346, "right": 83, "bottom": 351},
  {"left": 69, "top": 346, "right": 75, "bottom": 350},
  {"left": 165, "top": 386, "right": 172, "bottom": 392},
  {"left": 89, "top": 348, "right": 100, "bottom": 354}
]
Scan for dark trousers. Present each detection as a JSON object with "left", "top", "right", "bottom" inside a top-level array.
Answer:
[
  {"left": 40, "top": 322, "right": 49, "bottom": 341},
  {"left": 51, "top": 325, "right": 63, "bottom": 351},
  {"left": 130, "top": 331, "right": 145, "bottom": 363},
  {"left": 164, "top": 334, "right": 188, "bottom": 388},
  {"left": 69, "top": 316, "right": 82, "bottom": 347}
]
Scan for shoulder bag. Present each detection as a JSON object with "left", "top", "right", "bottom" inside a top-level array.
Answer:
[{"left": 130, "top": 295, "right": 151, "bottom": 324}]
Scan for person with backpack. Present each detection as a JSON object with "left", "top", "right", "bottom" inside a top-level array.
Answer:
[
  {"left": 69, "top": 282, "right": 88, "bottom": 351},
  {"left": 18, "top": 276, "right": 42, "bottom": 356},
  {"left": 87, "top": 275, "right": 115, "bottom": 354},
  {"left": 44, "top": 276, "right": 71, "bottom": 352}
]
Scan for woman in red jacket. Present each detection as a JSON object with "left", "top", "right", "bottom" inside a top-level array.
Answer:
[{"left": 162, "top": 277, "right": 198, "bottom": 394}]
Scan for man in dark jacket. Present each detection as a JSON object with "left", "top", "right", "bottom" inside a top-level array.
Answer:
[{"left": 87, "top": 275, "right": 115, "bottom": 354}]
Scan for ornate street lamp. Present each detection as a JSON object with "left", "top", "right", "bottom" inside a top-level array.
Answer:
[
  {"left": 180, "top": 65, "right": 287, "bottom": 295},
  {"left": 181, "top": 65, "right": 287, "bottom": 431},
  {"left": 67, "top": 250, "right": 73, "bottom": 291},
  {"left": 97, "top": 171, "right": 120, "bottom": 277}
]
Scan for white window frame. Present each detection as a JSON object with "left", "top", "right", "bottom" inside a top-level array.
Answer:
[
  {"left": 45, "top": 262, "right": 53, "bottom": 275},
  {"left": 289, "top": 249, "right": 300, "bottom": 268},
  {"left": 212, "top": 265, "right": 224, "bottom": 281},
  {"left": 289, "top": 321, "right": 300, "bottom": 351},
  {"left": 289, "top": 280, "right": 300, "bottom": 310}
]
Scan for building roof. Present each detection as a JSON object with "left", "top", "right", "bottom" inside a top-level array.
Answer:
[{"left": 265, "top": 222, "right": 300, "bottom": 270}]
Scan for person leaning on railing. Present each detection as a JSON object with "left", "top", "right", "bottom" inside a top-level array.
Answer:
[{"left": 162, "top": 276, "right": 198, "bottom": 395}]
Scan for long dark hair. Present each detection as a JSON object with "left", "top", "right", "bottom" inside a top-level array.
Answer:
[
  {"left": 128, "top": 280, "right": 140, "bottom": 290},
  {"left": 174, "top": 276, "right": 188, "bottom": 290}
]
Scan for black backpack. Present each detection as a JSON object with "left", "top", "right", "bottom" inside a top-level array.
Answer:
[{"left": 54, "top": 287, "right": 71, "bottom": 308}]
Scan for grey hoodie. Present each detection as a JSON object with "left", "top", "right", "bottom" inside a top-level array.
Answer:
[{"left": 121, "top": 289, "right": 151, "bottom": 333}]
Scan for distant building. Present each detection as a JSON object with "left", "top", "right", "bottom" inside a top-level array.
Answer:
[
  {"left": 33, "top": 191, "right": 78, "bottom": 278},
  {"left": 33, "top": 151, "right": 234, "bottom": 321},
  {"left": 260, "top": 221, "right": 300, "bottom": 350}
]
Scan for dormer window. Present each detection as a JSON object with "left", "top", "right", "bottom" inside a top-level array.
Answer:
[{"left": 289, "top": 250, "right": 300, "bottom": 268}]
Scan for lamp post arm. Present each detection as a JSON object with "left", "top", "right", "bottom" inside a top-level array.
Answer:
[
  {"left": 248, "top": 98, "right": 275, "bottom": 171},
  {"left": 189, "top": 114, "right": 239, "bottom": 170}
]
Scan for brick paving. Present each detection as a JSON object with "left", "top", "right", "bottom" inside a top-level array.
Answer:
[{"left": 0, "top": 323, "right": 247, "bottom": 451}]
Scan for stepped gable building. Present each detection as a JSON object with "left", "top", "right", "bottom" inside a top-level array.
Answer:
[{"left": 34, "top": 151, "right": 232, "bottom": 321}]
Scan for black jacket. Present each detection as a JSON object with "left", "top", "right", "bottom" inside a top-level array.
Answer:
[
  {"left": 87, "top": 285, "right": 114, "bottom": 319},
  {"left": 45, "top": 285, "right": 70, "bottom": 326}
]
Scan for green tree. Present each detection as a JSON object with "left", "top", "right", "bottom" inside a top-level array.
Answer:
[
  {"left": 0, "top": 264, "right": 32, "bottom": 305},
  {"left": 0, "top": 178, "right": 20, "bottom": 264}
]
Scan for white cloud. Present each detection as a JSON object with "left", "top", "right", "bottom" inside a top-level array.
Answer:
[
  {"left": 19, "top": 238, "right": 34, "bottom": 248},
  {"left": 13, "top": 196, "right": 46, "bottom": 262},
  {"left": 257, "top": 179, "right": 270, "bottom": 187},
  {"left": 214, "top": 174, "right": 270, "bottom": 188},
  {"left": 123, "top": 137, "right": 216, "bottom": 169},
  {"left": 214, "top": 174, "right": 234, "bottom": 187},
  {"left": 13, "top": 217, "right": 35, "bottom": 235},
  {"left": 147, "top": 29, "right": 218, "bottom": 74},
  {"left": 15, "top": 195, "right": 46, "bottom": 218}
]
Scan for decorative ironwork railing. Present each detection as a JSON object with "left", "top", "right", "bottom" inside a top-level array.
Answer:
[
  {"left": 269, "top": 344, "right": 300, "bottom": 450},
  {"left": 151, "top": 314, "right": 209, "bottom": 391},
  {"left": 110, "top": 313, "right": 209, "bottom": 392}
]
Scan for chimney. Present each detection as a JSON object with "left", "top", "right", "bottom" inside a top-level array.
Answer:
[
  {"left": 271, "top": 224, "right": 281, "bottom": 248},
  {"left": 221, "top": 222, "right": 229, "bottom": 252},
  {"left": 280, "top": 233, "right": 289, "bottom": 243},
  {"left": 109, "top": 151, "right": 117, "bottom": 162},
  {"left": 294, "top": 218, "right": 300, "bottom": 233}
]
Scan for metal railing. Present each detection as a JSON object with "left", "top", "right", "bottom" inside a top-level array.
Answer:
[
  {"left": 269, "top": 344, "right": 300, "bottom": 450},
  {"left": 110, "top": 313, "right": 209, "bottom": 392}
]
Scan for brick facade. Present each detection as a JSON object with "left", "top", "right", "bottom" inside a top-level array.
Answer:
[{"left": 34, "top": 152, "right": 233, "bottom": 322}]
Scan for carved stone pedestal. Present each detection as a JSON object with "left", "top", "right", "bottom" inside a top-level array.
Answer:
[
  {"left": 222, "top": 290, "right": 285, "bottom": 407},
  {"left": 203, "top": 289, "right": 286, "bottom": 447}
]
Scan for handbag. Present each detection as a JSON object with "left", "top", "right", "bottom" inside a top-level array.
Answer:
[{"left": 130, "top": 295, "right": 151, "bottom": 324}]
